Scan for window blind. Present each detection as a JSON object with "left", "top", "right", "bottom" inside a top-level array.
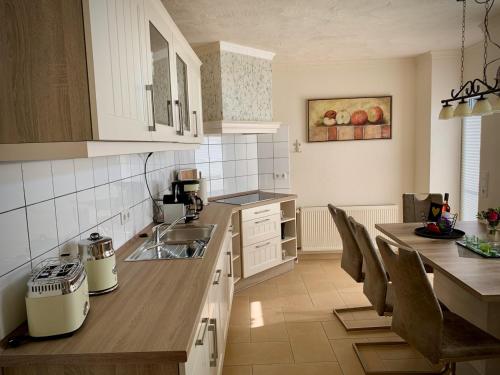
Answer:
[{"left": 460, "top": 116, "right": 481, "bottom": 220}]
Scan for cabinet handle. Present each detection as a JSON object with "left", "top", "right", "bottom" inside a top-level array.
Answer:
[
  {"left": 146, "top": 84, "right": 156, "bottom": 131},
  {"left": 255, "top": 241, "right": 271, "bottom": 249},
  {"left": 254, "top": 209, "right": 270, "bottom": 215},
  {"left": 175, "top": 100, "right": 184, "bottom": 135},
  {"left": 254, "top": 218, "right": 270, "bottom": 224},
  {"left": 167, "top": 100, "right": 172, "bottom": 127},
  {"left": 213, "top": 269, "right": 222, "bottom": 285},
  {"left": 227, "top": 251, "right": 233, "bottom": 277},
  {"left": 195, "top": 317, "right": 209, "bottom": 346},
  {"left": 209, "top": 318, "right": 218, "bottom": 367},
  {"left": 193, "top": 110, "right": 199, "bottom": 137}
]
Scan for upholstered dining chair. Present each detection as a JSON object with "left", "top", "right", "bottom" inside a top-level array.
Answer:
[
  {"left": 327, "top": 204, "right": 391, "bottom": 331},
  {"left": 402, "top": 193, "right": 443, "bottom": 223},
  {"left": 349, "top": 218, "right": 446, "bottom": 374},
  {"left": 376, "top": 236, "right": 500, "bottom": 375}
]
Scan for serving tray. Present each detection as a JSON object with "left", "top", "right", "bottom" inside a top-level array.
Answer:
[
  {"left": 414, "top": 227, "right": 465, "bottom": 240},
  {"left": 456, "top": 240, "right": 500, "bottom": 258}
]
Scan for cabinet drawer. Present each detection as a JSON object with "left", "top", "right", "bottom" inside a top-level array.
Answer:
[
  {"left": 242, "top": 236, "right": 281, "bottom": 278},
  {"left": 241, "top": 203, "right": 280, "bottom": 222},
  {"left": 242, "top": 213, "right": 281, "bottom": 246}
]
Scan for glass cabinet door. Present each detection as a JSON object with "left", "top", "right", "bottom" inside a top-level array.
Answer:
[
  {"left": 175, "top": 54, "right": 190, "bottom": 135},
  {"left": 148, "top": 22, "right": 173, "bottom": 130}
]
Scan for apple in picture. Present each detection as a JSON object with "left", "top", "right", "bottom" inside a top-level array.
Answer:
[
  {"left": 324, "top": 110, "right": 337, "bottom": 119},
  {"left": 336, "top": 110, "right": 351, "bottom": 125},
  {"left": 351, "top": 110, "right": 368, "bottom": 126},
  {"left": 367, "top": 106, "right": 384, "bottom": 123},
  {"left": 323, "top": 117, "right": 336, "bottom": 126}
]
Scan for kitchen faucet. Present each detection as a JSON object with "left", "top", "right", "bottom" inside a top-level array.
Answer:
[{"left": 152, "top": 215, "right": 188, "bottom": 246}]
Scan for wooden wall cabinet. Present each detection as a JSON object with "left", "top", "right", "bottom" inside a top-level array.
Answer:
[{"left": 0, "top": 0, "right": 203, "bottom": 161}]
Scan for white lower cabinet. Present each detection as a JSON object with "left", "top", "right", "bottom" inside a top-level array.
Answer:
[
  {"left": 182, "top": 227, "right": 233, "bottom": 375},
  {"left": 242, "top": 236, "right": 281, "bottom": 278},
  {"left": 242, "top": 213, "right": 281, "bottom": 246}
]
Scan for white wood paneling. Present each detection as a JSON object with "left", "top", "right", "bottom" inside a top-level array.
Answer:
[{"left": 242, "top": 236, "right": 281, "bottom": 278}]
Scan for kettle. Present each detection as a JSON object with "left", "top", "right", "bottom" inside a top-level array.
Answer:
[{"left": 78, "top": 233, "right": 118, "bottom": 295}]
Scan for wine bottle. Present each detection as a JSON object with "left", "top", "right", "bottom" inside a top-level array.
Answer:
[{"left": 442, "top": 193, "right": 450, "bottom": 213}]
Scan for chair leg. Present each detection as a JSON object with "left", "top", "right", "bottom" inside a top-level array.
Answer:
[
  {"left": 333, "top": 305, "right": 392, "bottom": 331},
  {"left": 450, "top": 362, "right": 456, "bottom": 375},
  {"left": 353, "top": 341, "right": 449, "bottom": 374}
]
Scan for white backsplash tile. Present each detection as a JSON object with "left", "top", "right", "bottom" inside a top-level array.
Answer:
[
  {"left": 222, "top": 161, "right": 236, "bottom": 178},
  {"left": 247, "top": 174, "right": 259, "bottom": 190},
  {"left": 257, "top": 134, "right": 273, "bottom": 143},
  {"left": 257, "top": 143, "right": 273, "bottom": 159},
  {"left": 92, "top": 157, "right": 109, "bottom": 186},
  {"left": 26, "top": 200, "right": 58, "bottom": 258},
  {"left": 121, "top": 177, "right": 133, "bottom": 209},
  {"left": 273, "top": 142, "right": 289, "bottom": 158},
  {"left": 59, "top": 237, "right": 79, "bottom": 258},
  {"left": 51, "top": 159, "right": 76, "bottom": 197},
  {"left": 273, "top": 124, "right": 289, "bottom": 142},
  {"left": 195, "top": 145, "right": 210, "bottom": 164},
  {"left": 0, "top": 162, "right": 25, "bottom": 213},
  {"left": 274, "top": 158, "right": 290, "bottom": 174},
  {"left": 209, "top": 162, "right": 223, "bottom": 180},
  {"left": 22, "top": 161, "right": 54, "bottom": 205},
  {"left": 246, "top": 143, "right": 258, "bottom": 159},
  {"left": 234, "top": 144, "right": 247, "bottom": 160},
  {"left": 111, "top": 215, "right": 126, "bottom": 250},
  {"left": 223, "top": 178, "right": 236, "bottom": 194},
  {"left": 120, "top": 155, "right": 131, "bottom": 179},
  {"left": 208, "top": 135, "right": 221, "bottom": 144},
  {"left": 258, "top": 158, "right": 274, "bottom": 174},
  {"left": 55, "top": 193, "right": 79, "bottom": 244},
  {"left": 74, "top": 158, "right": 94, "bottom": 191},
  {"left": 0, "top": 208, "right": 30, "bottom": 277},
  {"left": 234, "top": 135, "right": 246, "bottom": 144},
  {"left": 131, "top": 175, "right": 144, "bottom": 205},
  {"left": 235, "top": 160, "right": 247, "bottom": 177},
  {"left": 196, "top": 163, "right": 210, "bottom": 180},
  {"left": 222, "top": 144, "right": 235, "bottom": 161},
  {"left": 221, "top": 134, "right": 235, "bottom": 144},
  {"left": 129, "top": 154, "right": 144, "bottom": 177},
  {"left": 258, "top": 174, "right": 275, "bottom": 190},
  {"left": 107, "top": 156, "right": 122, "bottom": 182},
  {"left": 109, "top": 181, "right": 123, "bottom": 217},
  {"left": 245, "top": 134, "right": 257, "bottom": 144},
  {"left": 208, "top": 144, "right": 223, "bottom": 162},
  {"left": 77, "top": 189, "right": 97, "bottom": 233},
  {"left": 247, "top": 159, "right": 258, "bottom": 175},
  {"left": 95, "top": 185, "right": 112, "bottom": 224},
  {"left": 235, "top": 176, "right": 248, "bottom": 192}
]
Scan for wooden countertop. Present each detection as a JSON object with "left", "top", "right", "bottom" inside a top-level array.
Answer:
[
  {"left": 0, "top": 193, "right": 297, "bottom": 367},
  {"left": 376, "top": 221, "right": 500, "bottom": 302}
]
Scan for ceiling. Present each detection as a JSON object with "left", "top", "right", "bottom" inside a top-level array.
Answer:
[{"left": 163, "top": 0, "right": 500, "bottom": 63}]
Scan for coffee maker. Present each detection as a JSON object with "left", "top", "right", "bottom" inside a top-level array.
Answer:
[{"left": 170, "top": 179, "right": 203, "bottom": 220}]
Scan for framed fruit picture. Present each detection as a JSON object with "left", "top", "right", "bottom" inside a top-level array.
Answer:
[{"left": 307, "top": 96, "right": 392, "bottom": 142}]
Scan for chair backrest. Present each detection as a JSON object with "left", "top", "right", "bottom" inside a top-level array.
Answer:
[
  {"left": 328, "top": 204, "right": 363, "bottom": 282},
  {"left": 350, "top": 218, "right": 389, "bottom": 316},
  {"left": 402, "top": 193, "right": 443, "bottom": 223},
  {"left": 376, "top": 236, "right": 443, "bottom": 363}
]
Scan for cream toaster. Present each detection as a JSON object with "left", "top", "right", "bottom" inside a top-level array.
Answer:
[
  {"left": 78, "top": 232, "right": 118, "bottom": 295},
  {"left": 26, "top": 259, "right": 90, "bottom": 338}
]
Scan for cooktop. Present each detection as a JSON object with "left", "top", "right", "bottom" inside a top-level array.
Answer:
[{"left": 215, "top": 192, "right": 279, "bottom": 206}]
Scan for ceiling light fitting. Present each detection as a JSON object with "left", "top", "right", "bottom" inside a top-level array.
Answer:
[{"left": 439, "top": 0, "right": 500, "bottom": 120}]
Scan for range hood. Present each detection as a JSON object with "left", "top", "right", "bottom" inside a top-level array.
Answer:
[{"left": 195, "top": 41, "right": 281, "bottom": 134}]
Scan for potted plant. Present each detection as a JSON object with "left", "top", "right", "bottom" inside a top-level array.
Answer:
[{"left": 477, "top": 207, "right": 500, "bottom": 241}]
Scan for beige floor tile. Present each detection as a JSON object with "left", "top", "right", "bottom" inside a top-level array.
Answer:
[
  {"left": 237, "top": 281, "right": 279, "bottom": 297},
  {"left": 309, "top": 288, "right": 346, "bottom": 308},
  {"left": 222, "top": 365, "right": 253, "bottom": 375},
  {"left": 228, "top": 324, "right": 251, "bottom": 343},
  {"left": 276, "top": 280, "right": 308, "bottom": 296},
  {"left": 253, "top": 363, "right": 343, "bottom": 375},
  {"left": 251, "top": 308, "right": 288, "bottom": 342},
  {"left": 224, "top": 342, "right": 293, "bottom": 366},
  {"left": 329, "top": 338, "right": 367, "bottom": 375},
  {"left": 286, "top": 322, "right": 337, "bottom": 363},
  {"left": 283, "top": 305, "right": 336, "bottom": 323},
  {"left": 293, "top": 261, "right": 325, "bottom": 274},
  {"left": 339, "top": 291, "right": 371, "bottom": 307},
  {"left": 230, "top": 296, "right": 251, "bottom": 326}
]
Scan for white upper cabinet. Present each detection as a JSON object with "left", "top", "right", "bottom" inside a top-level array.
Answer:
[
  {"left": 86, "top": 0, "right": 202, "bottom": 144},
  {"left": 86, "top": 0, "right": 151, "bottom": 141}
]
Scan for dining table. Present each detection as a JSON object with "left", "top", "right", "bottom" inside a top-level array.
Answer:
[{"left": 376, "top": 221, "right": 500, "bottom": 375}]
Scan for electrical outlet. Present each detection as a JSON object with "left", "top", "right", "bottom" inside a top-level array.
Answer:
[{"left": 121, "top": 209, "right": 130, "bottom": 225}]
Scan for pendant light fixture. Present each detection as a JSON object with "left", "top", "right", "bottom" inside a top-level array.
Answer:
[{"left": 439, "top": 0, "right": 500, "bottom": 119}]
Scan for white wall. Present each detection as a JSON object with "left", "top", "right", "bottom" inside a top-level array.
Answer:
[{"left": 273, "top": 58, "right": 417, "bottom": 210}]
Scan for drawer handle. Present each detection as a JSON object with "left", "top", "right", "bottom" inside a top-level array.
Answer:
[
  {"left": 213, "top": 269, "right": 222, "bottom": 285},
  {"left": 209, "top": 318, "right": 218, "bottom": 367},
  {"left": 254, "top": 218, "right": 270, "bottom": 224},
  {"left": 227, "top": 251, "right": 233, "bottom": 277},
  {"left": 145, "top": 84, "right": 156, "bottom": 131},
  {"left": 254, "top": 209, "right": 270, "bottom": 214},
  {"left": 175, "top": 100, "right": 184, "bottom": 135},
  {"left": 193, "top": 110, "right": 199, "bottom": 137},
  {"left": 195, "top": 317, "right": 209, "bottom": 346},
  {"left": 255, "top": 241, "right": 271, "bottom": 249}
]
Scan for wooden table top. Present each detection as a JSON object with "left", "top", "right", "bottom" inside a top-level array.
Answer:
[{"left": 376, "top": 221, "right": 500, "bottom": 302}]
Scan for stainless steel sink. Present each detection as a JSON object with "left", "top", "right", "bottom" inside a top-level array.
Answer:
[{"left": 125, "top": 223, "right": 216, "bottom": 262}]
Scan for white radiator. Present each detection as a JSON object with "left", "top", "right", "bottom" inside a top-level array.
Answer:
[{"left": 298, "top": 205, "right": 399, "bottom": 251}]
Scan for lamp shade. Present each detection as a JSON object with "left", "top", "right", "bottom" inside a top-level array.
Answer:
[
  {"left": 472, "top": 97, "right": 493, "bottom": 116},
  {"left": 454, "top": 100, "right": 472, "bottom": 117},
  {"left": 489, "top": 94, "right": 500, "bottom": 113},
  {"left": 439, "top": 104, "right": 455, "bottom": 119}
]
